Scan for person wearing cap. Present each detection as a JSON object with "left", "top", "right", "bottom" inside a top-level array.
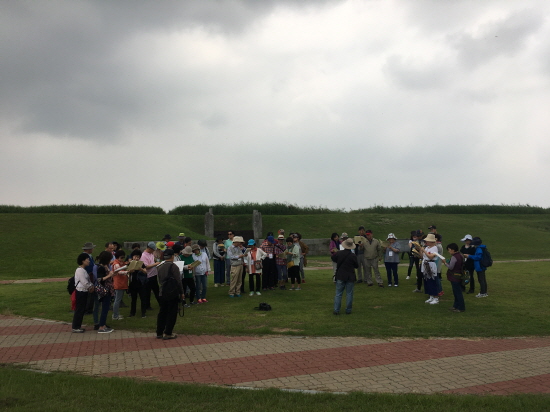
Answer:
[
  {"left": 275, "top": 235, "right": 288, "bottom": 289},
  {"left": 179, "top": 246, "right": 197, "bottom": 307},
  {"left": 414, "top": 233, "right": 440, "bottom": 304},
  {"left": 460, "top": 235, "right": 476, "bottom": 294},
  {"left": 384, "top": 234, "right": 400, "bottom": 287},
  {"left": 162, "top": 234, "right": 172, "bottom": 244},
  {"left": 227, "top": 236, "right": 246, "bottom": 297},
  {"left": 331, "top": 238, "right": 359, "bottom": 315},
  {"left": 363, "top": 230, "right": 384, "bottom": 287},
  {"left": 192, "top": 243, "right": 211, "bottom": 303},
  {"left": 212, "top": 235, "right": 226, "bottom": 287},
  {"left": 463, "top": 237, "right": 489, "bottom": 298},
  {"left": 140, "top": 241, "right": 162, "bottom": 310},
  {"left": 260, "top": 233, "right": 285, "bottom": 290},
  {"left": 244, "top": 239, "right": 267, "bottom": 296},
  {"left": 354, "top": 226, "right": 368, "bottom": 283},
  {"left": 428, "top": 225, "right": 440, "bottom": 241},
  {"left": 156, "top": 248, "right": 184, "bottom": 340},
  {"left": 224, "top": 231, "right": 236, "bottom": 286},
  {"left": 176, "top": 233, "right": 186, "bottom": 247}
]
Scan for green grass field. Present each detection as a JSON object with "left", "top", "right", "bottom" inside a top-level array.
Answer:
[
  {"left": 2, "top": 262, "right": 549, "bottom": 338},
  {"left": 1, "top": 212, "right": 550, "bottom": 281}
]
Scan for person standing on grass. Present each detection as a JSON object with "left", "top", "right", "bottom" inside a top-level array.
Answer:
[
  {"left": 112, "top": 250, "right": 128, "bottom": 320},
  {"left": 95, "top": 251, "right": 115, "bottom": 333},
  {"left": 296, "top": 233, "right": 309, "bottom": 283},
  {"left": 127, "top": 250, "right": 148, "bottom": 319},
  {"left": 442, "top": 243, "right": 465, "bottom": 312},
  {"left": 416, "top": 233, "right": 439, "bottom": 304},
  {"left": 287, "top": 235, "right": 302, "bottom": 290},
  {"left": 384, "top": 233, "right": 400, "bottom": 287},
  {"left": 331, "top": 238, "right": 358, "bottom": 315},
  {"left": 406, "top": 231, "right": 421, "bottom": 281},
  {"left": 244, "top": 239, "right": 267, "bottom": 296},
  {"left": 412, "top": 230, "right": 425, "bottom": 293},
  {"left": 140, "top": 242, "right": 161, "bottom": 310},
  {"left": 212, "top": 235, "right": 226, "bottom": 287},
  {"left": 72, "top": 253, "right": 94, "bottom": 333},
  {"left": 463, "top": 237, "right": 489, "bottom": 298},
  {"left": 192, "top": 243, "right": 211, "bottom": 303},
  {"left": 363, "top": 230, "right": 384, "bottom": 287},
  {"left": 179, "top": 246, "right": 197, "bottom": 307},
  {"left": 260, "top": 233, "right": 280, "bottom": 290},
  {"left": 275, "top": 234, "right": 288, "bottom": 289},
  {"left": 224, "top": 231, "right": 235, "bottom": 286},
  {"left": 329, "top": 233, "right": 341, "bottom": 279},
  {"left": 435, "top": 234, "right": 444, "bottom": 297},
  {"left": 156, "top": 248, "right": 184, "bottom": 340},
  {"left": 227, "top": 236, "right": 246, "bottom": 297},
  {"left": 460, "top": 234, "right": 476, "bottom": 294},
  {"left": 354, "top": 226, "right": 367, "bottom": 283}
]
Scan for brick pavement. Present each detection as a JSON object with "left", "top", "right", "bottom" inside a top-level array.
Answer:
[{"left": 1, "top": 315, "right": 549, "bottom": 395}]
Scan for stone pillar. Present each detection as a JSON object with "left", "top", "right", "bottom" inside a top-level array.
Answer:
[
  {"left": 204, "top": 208, "right": 214, "bottom": 238},
  {"left": 252, "top": 210, "right": 262, "bottom": 240}
]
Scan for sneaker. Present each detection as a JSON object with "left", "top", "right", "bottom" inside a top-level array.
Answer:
[
  {"left": 190, "top": 301, "right": 198, "bottom": 304},
  {"left": 141, "top": 315, "right": 147, "bottom": 318},
  {"left": 413, "top": 289, "right": 422, "bottom": 293},
  {"left": 452, "top": 309, "right": 465, "bottom": 313},
  {"left": 184, "top": 304, "right": 191, "bottom": 308},
  {"left": 394, "top": 284, "right": 399, "bottom": 287},
  {"left": 289, "top": 287, "right": 294, "bottom": 290},
  {"left": 475, "top": 293, "right": 483, "bottom": 298},
  {"left": 229, "top": 295, "right": 234, "bottom": 298},
  {"left": 388, "top": 284, "right": 393, "bottom": 287},
  {"left": 406, "top": 276, "right": 410, "bottom": 280},
  {"left": 112, "top": 315, "right": 124, "bottom": 320},
  {"left": 479, "top": 293, "right": 488, "bottom": 298},
  {"left": 467, "top": 290, "right": 475, "bottom": 294},
  {"left": 425, "top": 297, "right": 434, "bottom": 303},
  {"left": 367, "top": 284, "right": 373, "bottom": 287},
  {"left": 98, "top": 327, "right": 114, "bottom": 334},
  {"left": 429, "top": 298, "right": 439, "bottom": 305},
  {"left": 249, "top": 292, "right": 254, "bottom": 296},
  {"left": 295, "top": 287, "right": 301, "bottom": 290},
  {"left": 72, "top": 328, "right": 85, "bottom": 333},
  {"left": 236, "top": 294, "right": 241, "bottom": 298},
  {"left": 214, "top": 283, "right": 219, "bottom": 288},
  {"left": 256, "top": 291, "right": 261, "bottom": 296},
  {"left": 162, "top": 334, "right": 177, "bottom": 340},
  {"left": 156, "top": 335, "right": 163, "bottom": 339}
]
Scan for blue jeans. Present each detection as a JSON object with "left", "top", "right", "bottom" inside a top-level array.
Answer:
[
  {"left": 277, "top": 264, "right": 288, "bottom": 281},
  {"left": 92, "top": 292, "right": 100, "bottom": 324},
  {"left": 451, "top": 281, "right": 465, "bottom": 311},
  {"left": 113, "top": 289, "right": 125, "bottom": 318},
  {"left": 98, "top": 295, "right": 111, "bottom": 326},
  {"left": 334, "top": 280, "right": 354, "bottom": 314},
  {"left": 195, "top": 275, "right": 207, "bottom": 299}
]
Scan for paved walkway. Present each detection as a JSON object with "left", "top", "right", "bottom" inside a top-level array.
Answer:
[{"left": 1, "top": 315, "right": 549, "bottom": 395}]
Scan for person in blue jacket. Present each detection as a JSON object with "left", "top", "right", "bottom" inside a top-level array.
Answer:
[{"left": 463, "top": 237, "right": 488, "bottom": 298}]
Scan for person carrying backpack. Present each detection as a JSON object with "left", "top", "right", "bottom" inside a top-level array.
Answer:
[
  {"left": 463, "top": 237, "right": 489, "bottom": 298},
  {"left": 156, "top": 248, "right": 184, "bottom": 340}
]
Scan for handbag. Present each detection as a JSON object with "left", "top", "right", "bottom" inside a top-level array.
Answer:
[
  {"left": 94, "top": 281, "right": 109, "bottom": 298},
  {"left": 287, "top": 261, "right": 294, "bottom": 269},
  {"left": 254, "top": 260, "right": 263, "bottom": 270}
]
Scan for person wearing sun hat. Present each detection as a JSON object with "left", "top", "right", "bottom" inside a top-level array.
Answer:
[
  {"left": 415, "top": 233, "right": 440, "bottom": 304},
  {"left": 384, "top": 233, "right": 400, "bottom": 287},
  {"left": 227, "top": 236, "right": 246, "bottom": 297},
  {"left": 140, "top": 241, "right": 162, "bottom": 310},
  {"left": 331, "top": 238, "right": 359, "bottom": 315}
]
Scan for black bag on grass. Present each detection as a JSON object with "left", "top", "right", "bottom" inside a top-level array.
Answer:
[{"left": 255, "top": 303, "right": 272, "bottom": 311}]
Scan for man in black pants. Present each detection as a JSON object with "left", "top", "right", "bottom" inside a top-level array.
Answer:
[
  {"left": 460, "top": 234, "right": 477, "bottom": 293},
  {"left": 156, "top": 248, "right": 184, "bottom": 340}
]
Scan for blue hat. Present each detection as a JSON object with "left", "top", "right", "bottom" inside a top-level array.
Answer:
[
  {"left": 248, "top": 239, "right": 256, "bottom": 246},
  {"left": 267, "top": 235, "right": 275, "bottom": 243}
]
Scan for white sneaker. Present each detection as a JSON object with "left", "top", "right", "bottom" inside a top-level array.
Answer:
[
  {"left": 214, "top": 283, "right": 219, "bottom": 288},
  {"left": 413, "top": 289, "right": 422, "bottom": 293},
  {"left": 249, "top": 292, "right": 254, "bottom": 296},
  {"left": 406, "top": 276, "right": 410, "bottom": 280},
  {"left": 394, "top": 284, "right": 399, "bottom": 287},
  {"left": 475, "top": 293, "right": 483, "bottom": 298},
  {"left": 256, "top": 291, "right": 261, "bottom": 295},
  {"left": 112, "top": 315, "right": 123, "bottom": 320},
  {"left": 425, "top": 297, "right": 434, "bottom": 303},
  {"left": 429, "top": 298, "right": 439, "bottom": 304}
]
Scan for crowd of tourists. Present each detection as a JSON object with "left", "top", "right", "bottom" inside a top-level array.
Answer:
[
  {"left": 71, "top": 226, "right": 490, "bottom": 337},
  {"left": 329, "top": 225, "right": 490, "bottom": 315}
]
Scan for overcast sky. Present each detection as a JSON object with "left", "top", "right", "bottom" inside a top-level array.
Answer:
[{"left": 1, "top": 0, "right": 549, "bottom": 212}]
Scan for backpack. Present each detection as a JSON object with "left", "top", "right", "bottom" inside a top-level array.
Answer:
[
  {"left": 67, "top": 276, "right": 76, "bottom": 295},
  {"left": 255, "top": 302, "right": 272, "bottom": 311},
  {"left": 480, "top": 248, "right": 493, "bottom": 268},
  {"left": 160, "top": 264, "right": 180, "bottom": 301}
]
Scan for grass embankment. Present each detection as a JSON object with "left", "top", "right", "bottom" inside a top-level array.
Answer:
[
  {"left": 1, "top": 365, "right": 548, "bottom": 412},
  {"left": 1, "top": 212, "right": 550, "bottom": 281},
  {"left": 1, "top": 262, "right": 549, "bottom": 338}
]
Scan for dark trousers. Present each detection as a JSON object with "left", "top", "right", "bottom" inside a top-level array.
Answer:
[
  {"left": 467, "top": 266, "right": 476, "bottom": 292},
  {"left": 289, "top": 265, "right": 301, "bottom": 284},
  {"left": 385, "top": 262, "right": 399, "bottom": 285},
  {"left": 262, "top": 258, "right": 277, "bottom": 288},
  {"left": 72, "top": 291, "right": 89, "bottom": 329},
  {"left": 249, "top": 273, "right": 261, "bottom": 292},
  {"left": 98, "top": 295, "right": 111, "bottom": 327},
  {"left": 241, "top": 271, "right": 246, "bottom": 293},
  {"left": 451, "top": 281, "right": 465, "bottom": 311},
  {"left": 182, "top": 277, "right": 196, "bottom": 303},
  {"left": 407, "top": 256, "right": 420, "bottom": 277},
  {"left": 156, "top": 297, "right": 179, "bottom": 336},
  {"left": 146, "top": 276, "right": 160, "bottom": 308},
  {"left": 85, "top": 291, "right": 95, "bottom": 313},
  {"left": 130, "top": 284, "right": 148, "bottom": 317},
  {"left": 213, "top": 259, "right": 225, "bottom": 284},
  {"left": 477, "top": 270, "right": 487, "bottom": 294}
]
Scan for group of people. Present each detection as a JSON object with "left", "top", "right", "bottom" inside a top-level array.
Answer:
[
  {"left": 329, "top": 225, "right": 491, "bottom": 315},
  {"left": 71, "top": 230, "right": 310, "bottom": 338}
]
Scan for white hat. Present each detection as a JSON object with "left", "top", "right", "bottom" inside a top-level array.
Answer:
[
  {"left": 342, "top": 238, "right": 356, "bottom": 250},
  {"left": 386, "top": 233, "right": 397, "bottom": 240},
  {"left": 232, "top": 236, "right": 244, "bottom": 243},
  {"left": 461, "top": 234, "right": 473, "bottom": 242}
]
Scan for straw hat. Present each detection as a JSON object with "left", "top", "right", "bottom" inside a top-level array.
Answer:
[
  {"left": 233, "top": 236, "right": 244, "bottom": 243},
  {"left": 424, "top": 233, "right": 436, "bottom": 243},
  {"left": 342, "top": 238, "right": 356, "bottom": 250}
]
